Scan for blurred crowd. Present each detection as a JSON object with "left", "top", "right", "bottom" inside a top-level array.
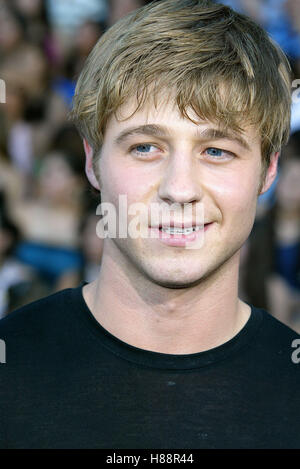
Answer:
[{"left": 0, "top": 0, "right": 299, "bottom": 333}]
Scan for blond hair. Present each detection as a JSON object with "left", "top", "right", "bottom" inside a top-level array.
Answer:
[{"left": 70, "top": 0, "right": 291, "bottom": 175}]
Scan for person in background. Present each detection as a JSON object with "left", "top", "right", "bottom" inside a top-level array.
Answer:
[
  {"left": 0, "top": 191, "right": 32, "bottom": 319},
  {"left": 240, "top": 132, "right": 300, "bottom": 332},
  {"left": 65, "top": 20, "right": 104, "bottom": 79},
  {"left": 13, "top": 150, "right": 85, "bottom": 293},
  {"left": 267, "top": 155, "right": 300, "bottom": 332},
  {"left": 10, "top": 0, "right": 49, "bottom": 48},
  {"left": 46, "top": 0, "right": 107, "bottom": 57}
]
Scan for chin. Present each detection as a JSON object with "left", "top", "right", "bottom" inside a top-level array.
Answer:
[
  {"left": 152, "top": 278, "right": 205, "bottom": 289},
  {"left": 142, "top": 265, "right": 208, "bottom": 289}
]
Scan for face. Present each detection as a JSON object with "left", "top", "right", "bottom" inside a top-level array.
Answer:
[
  {"left": 39, "top": 155, "right": 77, "bottom": 202},
  {"left": 87, "top": 98, "right": 277, "bottom": 288}
]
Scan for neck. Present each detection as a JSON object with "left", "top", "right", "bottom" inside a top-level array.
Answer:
[{"left": 83, "top": 244, "right": 250, "bottom": 354}]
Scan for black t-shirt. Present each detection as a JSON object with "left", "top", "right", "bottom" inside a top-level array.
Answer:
[{"left": 0, "top": 284, "right": 299, "bottom": 449}]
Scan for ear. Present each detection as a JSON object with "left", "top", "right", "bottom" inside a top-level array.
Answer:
[
  {"left": 259, "top": 152, "right": 280, "bottom": 195},
  {"left": 83, "top": 138, "right": 101, "bottom": 191}
]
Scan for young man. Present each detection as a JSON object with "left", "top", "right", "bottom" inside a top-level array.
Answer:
[{"left": 0, "top": 0, "right": 299, "bottom": 449}]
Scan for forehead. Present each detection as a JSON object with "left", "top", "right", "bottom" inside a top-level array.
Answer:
[{"left": 105, "top": 96, "right": 261, "bottom": 148}]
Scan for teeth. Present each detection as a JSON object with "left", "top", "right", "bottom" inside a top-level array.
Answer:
[{"left": 161, "top": 226, "right": 202, "bottom": 234}]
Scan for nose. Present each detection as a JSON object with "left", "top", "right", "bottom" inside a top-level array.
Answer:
[{"left": 158, "top": 151, "right": 203, "bottom": 205}]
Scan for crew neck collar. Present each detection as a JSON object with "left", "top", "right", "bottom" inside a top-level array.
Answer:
[{"left": 72, "top": 283, "right": 264, "bottom": 371}]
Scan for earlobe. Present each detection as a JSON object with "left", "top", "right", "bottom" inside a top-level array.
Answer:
[
  {"left": 83, "top": 139, "right": 101, "bottom": 191},
  {"left": 259, "top": 152, "right": 280, "bottom": 195}
]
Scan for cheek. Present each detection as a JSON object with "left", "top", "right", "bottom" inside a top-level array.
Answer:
[
  {"left": 100, "top": 157, "right": 157, "bottom": 204},
  {"left": 206, "top": 167, "right": 260, "bottom": 221}
]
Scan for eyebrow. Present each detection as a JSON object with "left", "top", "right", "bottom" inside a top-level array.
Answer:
[
  {"left": 114, "top": 124, "right": 170, "bottom": 145},
  {"left": 114, "top": 124, "right": 251, "bottom": 151}
]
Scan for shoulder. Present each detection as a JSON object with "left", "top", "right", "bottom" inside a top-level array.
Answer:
[
  {"left": 250, "top": 306, "right": 300, "bottom": 375},
  {"left": 257, "top": 308, "right": 299, "bottom": 345},
  {"left": 0, "top": 286, "right": 80, "bottom": 341},
  {"left": 0, "top": 285, "right": 86, "bottom": 370}
]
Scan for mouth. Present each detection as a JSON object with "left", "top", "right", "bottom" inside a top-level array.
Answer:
[{"left": 148, "top": 223, "right": 213, "bottom": 246}]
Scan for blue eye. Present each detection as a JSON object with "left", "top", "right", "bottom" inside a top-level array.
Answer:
[
  {"left": 131, "top": 144, "right": 161, "bottom": 159},
  {"left": 135, "top": 144, "right": 153, "bottom": 153},
  {"left": 206, "top": 147, "right": 224, "bottom": 157}
]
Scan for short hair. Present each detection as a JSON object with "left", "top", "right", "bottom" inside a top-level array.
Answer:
[{"left": 70, "top": 0, "right": 292, "bottom": 176}]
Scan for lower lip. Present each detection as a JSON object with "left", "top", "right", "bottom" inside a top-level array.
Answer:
[{"left": 148, "top": 223, "right": 213, "bottom": 247}]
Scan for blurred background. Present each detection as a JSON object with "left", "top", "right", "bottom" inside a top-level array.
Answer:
[{"left": 0, "top": 0, "right": 299, "bottom": 333}]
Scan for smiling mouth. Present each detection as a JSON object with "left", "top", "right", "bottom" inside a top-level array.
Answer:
[{"left": 148, "top": 223, "right": 213, "bottom": 240}]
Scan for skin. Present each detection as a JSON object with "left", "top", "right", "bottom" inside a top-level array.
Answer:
[{"left": 82, "top": 98, "right": 279, "bottom": 354}]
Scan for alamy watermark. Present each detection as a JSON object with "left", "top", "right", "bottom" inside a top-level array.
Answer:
[
  {"left": 95, "top": 196, "right": 205, "bottom": 249},
  {"left": 291, "top": 338, "right": 300, "bottom": 364},
  {"left": 0, "top": 339, "right": 6, "bottom": 364},
  {"left": 0, "top": 79, "right": 6, "bottom": 104},
  {"left": 292, "top": 79, "right": 300, "bottom": 104}
]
